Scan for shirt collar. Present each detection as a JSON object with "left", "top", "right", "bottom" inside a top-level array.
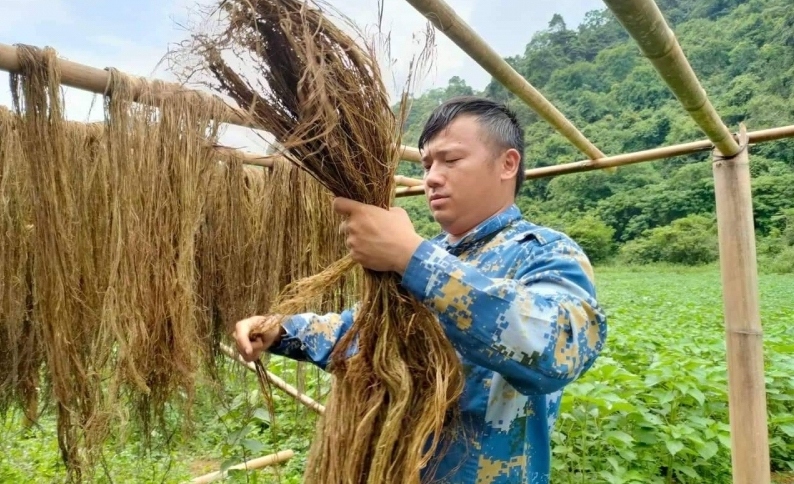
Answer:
[{"left": 434, "top": 204, "right": 523, "bottom": 252}]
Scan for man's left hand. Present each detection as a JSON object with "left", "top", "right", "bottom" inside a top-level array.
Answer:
[{"left": 333, "top": 197, "right": 424, "bottom": 274}]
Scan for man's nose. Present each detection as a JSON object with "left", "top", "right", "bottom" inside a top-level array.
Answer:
[{"left": 424, "top": 165, "right": 444, "bottom": 188}]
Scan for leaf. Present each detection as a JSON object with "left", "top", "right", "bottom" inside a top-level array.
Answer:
[
  {"left": 220, "top": 458, "right": 237, "bottom": 472},
  {"left": 253, "top": 408, "right": 271, "bottom": 423},
  {"left": 778, "top": 424, "right": 794, "bottom": 437},
  {"left": 718, "top": 434, "right": 732, "bottom": 450},
  {"left": 665, "top": 439, "right": 684, "bottom": 456},
  {"left": 610, "top": 401, "right": 638, "bottom": 413},
  {"left": 697, "top": 441, "right": 719, "bottom": 460},
  {"left": 689, "top": 387, "right": 706, "bottom": 405},
  {"left": 241, "top": 438, "right": 265, "bottom": 454},
  {"left": 634, "top": 430, "right": 659, "bottom": 445},
  {"left": 606, "top": 430, "right": 635, "bottom": 446},
  {"left": 674, "top": 464, "right": 700, "bottom": 479}
]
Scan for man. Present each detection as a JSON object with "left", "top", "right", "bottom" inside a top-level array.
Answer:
[{"left": 234, "top": 96, "right": 607, "bottom": 483}]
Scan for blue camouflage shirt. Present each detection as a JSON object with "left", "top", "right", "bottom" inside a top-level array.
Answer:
[{"left": 270, "top": 204, "right": 607, "bottom": 483}]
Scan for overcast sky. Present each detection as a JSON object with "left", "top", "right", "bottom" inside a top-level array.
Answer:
[{"left": 0, "top": 0, "right": 605, "bottom": 152}]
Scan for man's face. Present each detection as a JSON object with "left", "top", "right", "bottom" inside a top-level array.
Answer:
[{"left": 420, "top": 115, "right": 513, "bottom": 239}]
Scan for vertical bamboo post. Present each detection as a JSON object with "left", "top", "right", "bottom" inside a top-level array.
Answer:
[{"left": 712, "top": 124, "right": 770, "bottom": 484}]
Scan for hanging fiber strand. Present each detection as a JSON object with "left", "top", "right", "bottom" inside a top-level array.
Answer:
[
  {"left": 10, "top": 46, "right": 118, "bottom": 479},
  {"left": 183, "top": 1, "right": 464, "bottom": 482},
  {"left": 195, "top": 152, "right": 351, "bottom": 408},
  {"left": 7, "top": 44, "right": 236, "bottom": 480},
  {"left": 101, "top": 66, "right": 229, "bottom": 441},
  {"left": 0, "top": 106, "right": 40, "bottom": 426}
]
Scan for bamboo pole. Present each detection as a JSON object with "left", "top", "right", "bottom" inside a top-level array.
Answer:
[
  {"left": 0, "top": 42, "right": 422, "bottom": 163},
  {"left": 394, "top": 175, "right": 424, "bottom": 187},
  {"left": 219, "top": 343, "right": 326, "bottom": 415},
  {"left": 394, "top": 123, "right": 794, "bottom": 197},
  {"left": 601, "top": 0, "right": 740, "bottom": 157},
  {"left": 711, "top": 124, "right": 770, "bottom": 484},
  {"left": 403, "top": 0, "right": 606, "bottom": 161},
  {"left": 189, "top": 449, "right": 295, "bottom": 484},
  {"left": 201, "top": 144, "right": 424, "bottom": 186}
]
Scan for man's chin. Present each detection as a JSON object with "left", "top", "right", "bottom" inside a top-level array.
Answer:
[{"left": 431, "top": 212, "right": 453, "bottom": 230}]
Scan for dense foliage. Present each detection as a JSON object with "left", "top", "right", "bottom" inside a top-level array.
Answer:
[
  {"left": 3, "top": 268, "right": 792, "bottom": 482},
  {"left": 552, "top": 267, "right": 794, "bottom": 482},
  {"left": 395, "top": 0, "right": 794, "bottom": 270}
]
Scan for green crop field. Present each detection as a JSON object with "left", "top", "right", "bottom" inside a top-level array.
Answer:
[{"left": 2, "top": 266, "right": 792, "bottom": 483}]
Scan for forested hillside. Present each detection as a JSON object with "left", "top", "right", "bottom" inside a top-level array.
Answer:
[{"left": 394, "top": 0, "right": 794, "bottom": 271}]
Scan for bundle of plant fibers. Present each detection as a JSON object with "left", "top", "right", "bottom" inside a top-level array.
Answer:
[
  {"left": 102, "top": 67, "right": 229, "bottom": 439},
  {"left": 265, "top": 157, "right": 355, "bottom": 404},
  {"left": 196, "top": 153, "right": 352, "bottom": 407},
  {"left": 0, "top": 106, "right": 41, "bottom": 424},
  {"left": 273, "top": 156, "right": 355, "bottom": 314},
  {"left": 10, "top": 46, "right": 120, "bottom": 478},
  {"left": 195, "top": 156, "right": 273, "bottom": 364},
  {"left": 189, "top": 1, "right": 464, "bottom": 482}
]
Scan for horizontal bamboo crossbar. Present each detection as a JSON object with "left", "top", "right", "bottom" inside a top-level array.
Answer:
[
  {"left": 0, "top": 42, "right": 422, "bottom": 163},
  {"left": 394, "top": 175, "right": 425, "bottom": 187},
  {"left": 602, "top": 0, "right": 740, "bottom": 157},
  {"left": 199, "top": 145, "right": 421, "bottom": 186},
  {"left": 403, "top": 0, "right": 605, "bottom": 161},
  {"left": 394, "top": 123, "right": 794, "bottom": 197}
]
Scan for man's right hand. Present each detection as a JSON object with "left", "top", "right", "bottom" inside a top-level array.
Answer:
[{"left": 233, "top": 315, "right": 285, "bottom": 362}]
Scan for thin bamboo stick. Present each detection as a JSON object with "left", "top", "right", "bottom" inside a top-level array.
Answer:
[
  {"left": 402, "top": 0, "right": 605, "bottom": 161},
  {"left": 0, "top": 42, "right": 422, "bottom": 163},
  {"left": 211, "top": 145, "right": 422, "bottom": 186},
  {"left": 219, "top": 343, "right": 326, "bottom": 415},
  {"left": 394, "top": 123, "right": 794, "bottom": 197},
  {"left": 189, "top": 450, "right": 295, "bottom": 484},
  {"left": 394, "top": 175, "right": 424, "bottom": 187},
  {"left": 601, "top": 0, "right": 740, "bottom": 157},
  {"left": 711, "top": 124, "right": 770, "bottom": 484}
]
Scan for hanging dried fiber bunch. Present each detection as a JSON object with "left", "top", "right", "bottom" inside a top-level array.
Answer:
[
  {"left": 101, "top": 66, "right": 230, "bottom": 441},
  {"left": 10, "top": 46, "right": 119, "bottom": 479},
  {"left": 274, "top": 156, "right": 356, "bottom": 314},
  {"left": 184, "top": 0, "right": 464, "bottom": 482},
  {"left": 195, "top": 151, "right": 352, "bottom": 405},
  {"left": 195, "top": 155, "right": 274, "bottom": 369},
  {"left": 0, "top": 106, "right": 41, "bottom": 426}
]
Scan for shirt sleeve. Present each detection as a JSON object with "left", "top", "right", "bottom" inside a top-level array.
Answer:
[
  {"left": 268, "top": 307, "right": 356, "bottom": 371},
  {"left": 399, "top": 237, "right": 607, "bottom": 395}
]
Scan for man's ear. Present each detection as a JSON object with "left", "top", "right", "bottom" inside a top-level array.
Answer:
[{"left": 500, "top": 148, "right": 520, "bottom": 182}]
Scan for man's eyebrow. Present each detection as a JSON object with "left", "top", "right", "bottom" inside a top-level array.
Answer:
[
  {"left": 420, "top": 149, "right": 439, "bottom": 164},
  {"left": 421, "top": 147, "right": 460, "bottom": 164}
]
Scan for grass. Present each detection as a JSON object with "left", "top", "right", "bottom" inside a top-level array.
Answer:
[{"left": 1, "top": 265, "right": 792, "bottom": 483}]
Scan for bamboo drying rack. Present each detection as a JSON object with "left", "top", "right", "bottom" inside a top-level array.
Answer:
[{"left": 1, "top": 0, "right": 790, "bottom": 481}]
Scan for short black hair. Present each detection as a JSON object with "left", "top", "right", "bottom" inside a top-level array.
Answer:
[{"left": 417, "top": 96, "right": 525, "bottom": 196}]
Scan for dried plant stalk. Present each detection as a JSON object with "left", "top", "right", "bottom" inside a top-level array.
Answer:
[{"left": 183, "top": 1, "right": 464, "bottom": 482}]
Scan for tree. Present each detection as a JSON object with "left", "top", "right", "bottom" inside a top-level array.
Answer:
[
  {"left": 620, "top": 215, "right": 719, "bottom": 265},
  {"left": 392, "top": 0, "right": 794, "bottom": 266}
]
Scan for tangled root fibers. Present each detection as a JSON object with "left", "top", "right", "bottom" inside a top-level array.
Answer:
[{"left": 187, "top": 1, "right": 465, "bottom": 482}]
